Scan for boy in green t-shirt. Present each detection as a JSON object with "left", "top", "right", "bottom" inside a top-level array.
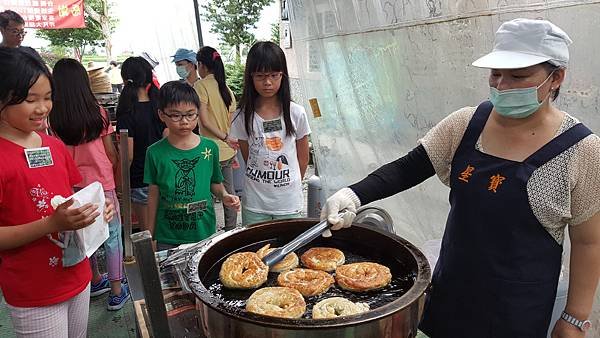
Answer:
[{"left": 144, "top": 81, "right": 240, "bottom": 251}]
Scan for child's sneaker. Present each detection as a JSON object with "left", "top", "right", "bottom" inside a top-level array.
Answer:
[
  {"left": 90, "top": 273, "right": 111, "bottom": 297},
  {"left": 107, "top": 283, "right": 130, "bottom": 311}
]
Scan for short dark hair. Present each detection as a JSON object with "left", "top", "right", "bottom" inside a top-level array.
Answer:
[
  {"left": 110, "top": 60, "right": 118, "bottom": 67},
  {"left": 0, "top": 47, "right": 52, "bottom": 110},
  {"left": 0, "top": 10, "right": 25, "bottom": 28},
  {"left": 158, "top": 81, "right": 200, "bottom": 111}
]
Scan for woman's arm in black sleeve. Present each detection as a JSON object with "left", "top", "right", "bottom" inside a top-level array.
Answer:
[{"left": 349, "top": 144, "right": 435, "bottom": 205}]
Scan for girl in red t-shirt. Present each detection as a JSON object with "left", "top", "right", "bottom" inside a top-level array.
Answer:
[{"left": 0, "top": 48, "right": 114, "bottom": 337}]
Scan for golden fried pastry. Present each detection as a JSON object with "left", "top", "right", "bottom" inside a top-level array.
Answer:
[
  {"left": 246, "top": 287, "right": 306, "bottom": 319},
  {"left": 312, "top": 297, "right": 370, "bottom": 319},
  {"left": 277, "top": 268, "right": 335, "bottom": 297},
  {"left": 335, "top": 262, "right": 392, "bottom": 292},
  {"left": 300, "top": 247, "right": 345, "bottom": 272},
  {"left": 256, "top": 244, "right": 299, "bottom": 273},
  {"left": 219, "top": 252, "right": 268, "bottom": 289}
]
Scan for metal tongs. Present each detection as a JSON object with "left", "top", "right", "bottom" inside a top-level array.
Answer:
[{"left": 262, "top": 212, "right": 346, "bottom": 267}]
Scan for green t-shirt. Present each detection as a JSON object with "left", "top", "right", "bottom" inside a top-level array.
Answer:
[{"left": 144, "top": 137, "right": 223, "bottom": 244}]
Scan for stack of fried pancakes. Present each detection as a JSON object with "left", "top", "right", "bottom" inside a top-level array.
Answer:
[{"left": 219, "top": 245, "right": 392, "bottom": 319}]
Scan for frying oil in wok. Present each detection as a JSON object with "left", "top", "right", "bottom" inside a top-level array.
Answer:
[{"left": 202, "top": 237, "right": 416, "bottom": 320}]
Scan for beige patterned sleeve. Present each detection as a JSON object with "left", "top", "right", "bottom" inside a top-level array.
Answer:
[
  {"left": 570, "top": 134, "right": 600, "bottom": 226},
  {"left": 418, "top": 106, "right": 477, "bottom": 186}
]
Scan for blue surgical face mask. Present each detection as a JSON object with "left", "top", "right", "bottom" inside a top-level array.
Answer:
[
  {"left": 489, "top": 71, "right": 555, "bottom": 119},
  {"left": 176, "top": 65, "right": 190, "bottom": 79}
]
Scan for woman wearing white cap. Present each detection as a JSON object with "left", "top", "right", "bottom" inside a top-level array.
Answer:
[{"left": 322, "top": 18, "right": 600, "bottom": 337}]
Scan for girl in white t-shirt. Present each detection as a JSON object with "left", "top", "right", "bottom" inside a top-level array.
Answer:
[{"left": 230, "top": 41, "right": 311, "bottom": 226}]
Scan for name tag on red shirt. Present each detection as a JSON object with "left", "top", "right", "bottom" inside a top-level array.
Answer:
[{"left": 24, "top": 147, "right": 53, "bottom": 168}]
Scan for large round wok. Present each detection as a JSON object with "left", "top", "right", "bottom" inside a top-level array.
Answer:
[{"left": 185, "top": 218, "right": 431, "bottom": 338}]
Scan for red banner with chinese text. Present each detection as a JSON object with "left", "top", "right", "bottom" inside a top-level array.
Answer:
[{"left": 0, "top": 0, "right": 85, "bottom": 29}]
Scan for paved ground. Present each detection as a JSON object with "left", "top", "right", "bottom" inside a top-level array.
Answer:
[{"left": 0, "top": 288, "right": 138, "bottom": 338}]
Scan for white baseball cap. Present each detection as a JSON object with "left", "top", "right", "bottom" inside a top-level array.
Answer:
[
  {"left": 472, "top": 18, "right": 572, "bottom": 69},
  {"left": 140, "top": 51, "right": 160, "bottom": 69}
]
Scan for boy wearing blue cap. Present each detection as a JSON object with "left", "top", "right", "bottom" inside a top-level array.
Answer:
[{"left": 172, "top": 48, "right": 199, "bottom": 86}]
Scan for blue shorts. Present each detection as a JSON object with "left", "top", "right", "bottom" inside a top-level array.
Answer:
[{"left": 131, "top": 187, "right": 149, "bottom": 205}]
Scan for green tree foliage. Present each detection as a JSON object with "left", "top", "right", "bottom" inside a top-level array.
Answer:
[
  {"left": 225, "top": 61, "right": 245, "bottom": 102},
  {"left": 35, "top": 0, "right": 115, "bottom": 61},
  {"left": 271, "top": 22, "right": 280, "bottom": 45},
  {"left": 84, "top": 0, "right": 118, "bottom": 60},
  {"left": 217, "top": 43, "right": 236, "bottom": 64},
  {"left": 203, "top": 0, "right": 272, "bottom": 63},
  {"left": 37, "top": 45, "right": 70, "bottom": 68},
  {"left": 218, "top": 39, "right": 256, "bottom": 65},
  {"left": 36, "top": 18, "right": 101, "bottom": 60}
]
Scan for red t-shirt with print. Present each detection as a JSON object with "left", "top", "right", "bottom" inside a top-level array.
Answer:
[{"left": 0, "top": 132, "right": 91, "bottom": 307}]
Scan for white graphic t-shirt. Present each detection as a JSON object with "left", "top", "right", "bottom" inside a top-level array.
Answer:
[{"left": 230, "top": 102, "right": 311, "bottom": 214}]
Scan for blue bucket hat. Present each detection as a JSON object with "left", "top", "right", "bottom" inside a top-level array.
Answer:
[{"left": 171, "top": 48, "right": 197, "bottom": 65}]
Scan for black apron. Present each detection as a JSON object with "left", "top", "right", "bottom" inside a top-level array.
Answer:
[{"left": 419, "top": 101, "right": 592, "bottom": 338}]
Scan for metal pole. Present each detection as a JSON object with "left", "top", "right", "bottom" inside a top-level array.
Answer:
[
  {"left": 131, "top": 231, "right": 171, "bottom": 337},
  {"left": 119, "top": 129, "right": 134, "bottom": 261},
  {"left": 193, "top": 0, "right": 204, "bottom": 47}
]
